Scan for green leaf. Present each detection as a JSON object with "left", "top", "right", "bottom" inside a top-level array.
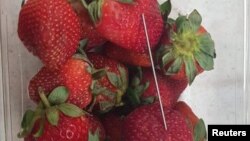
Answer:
[
  {"left": 91, "top": 81, "right": 107, "bottom": 96},
  {"left": 178, "top": 20, "right": 192, "bottom": 33},
  {"left": 107, "top": 72, "right": 120, "bottom": 87},
  {"left": 195, "top": 52, "right": 214, "bottom": 71},
  {"left": 160, "top": 0, "right": 172, "bottom": 21},
  {"left": 131, "top": 77, "right": 140, "bottom": 87},
  {"left": 102, "top": 89, "right": 116, "bottom": 99},
  {"left": 92, "top": 69, "right": 107, "bottom": 80},
  {"left": 118, "top": 0, "right": 134, "bottom": 4},
  {"left": 99, "top": 101, "right": 115, "bottom": 113},
  {"left": 161, "top": 51, "right": 174, "bottom": 73},
  {"left": 33, "top": 118, "right": 45, "bottom": 138},
  {"left": 58, "top": 103, "right": 85, "bottom": 117},
  {"left": 189, "top": 10, "right": 202, "bottom": 32},
  {"left": 17, "top": 109, "right": 42, "bottom": 138},
  {"left": 79, "top": 39, "right": 88, "bottom": 52},
  {"left": 118, "top": 65, "right": 128, "bottom": 90},
  {"left": 198, "top": 33, "right": 216, "bottom": 58},
  {"left": 48, "top": 86, "right": 69, "bottom": 105},
  {"left": 21, "top": 110, "right": 35, "bottom": 129},
  {"left": 194, "top": 119, "right": 207, "bottom": 141},
  {"left": 167, "top": 18, "right": 175, "bottom": 25},
  {"left": 46, "top": 107, "right": 59, "bottom": 126},
  {"left": 73, "top": 54, "right": 92, "bottom": 67},
  {"left": 88, "top": 131, "right": 100, "bottom": 141},
  {"left": 167, "top": 58, "right": 183, "bottom": 74},
  {"left": 88, "top": 0, "right": 103, "bottom": 23},
  {"left": 118, "top": 66, "right": 127, "bottom": 84},
  {"left": 142, "top": 96, "right": 155, "bottom": 105},
  {"left": 176, "top": 15, "right": 187, "bottom": 33},
  {"left": 126, "top": 88, "right": 141, "bottom": 107},
  {"left": 184, "top": 58, "right": 197, "bottom": 84}
]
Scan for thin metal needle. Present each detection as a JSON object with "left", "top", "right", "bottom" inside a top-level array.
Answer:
[{"left": 141, "top": 14, "right": 167, "bottom": 130}]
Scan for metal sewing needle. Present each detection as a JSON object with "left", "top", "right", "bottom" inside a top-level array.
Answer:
[{"left": 141, "top": 14, "right": 167, "bottom": 130}]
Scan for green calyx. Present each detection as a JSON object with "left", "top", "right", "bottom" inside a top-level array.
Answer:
[
  {"left": 85, "top": 0, "right": 103, "bottom": 23},
  {"left": 117, "top": 0, "right": 134, "bottom": 4},
  {"left": 88, "top": 130, "right": 100, "bottom": 141},
  {"left": 106, "top": 65, "right": 128, "bottom": 104},
  {"left": 194, "top": 119, "right": 207, "bottom": 141},
  {"left": 18, "top": 87, "right": 86, "bottom": 138},
  {"left": 126, "top": 67, "right": 155, "bottom": 107},
  {"left": 160, "top": 0, "right": 172, "bottom": 22},
  {"left": 158, "top": 10, "right": 216, "bottom": 84},
  {"left": 90, "top": 65, "right": 128, "bottom": 112}
]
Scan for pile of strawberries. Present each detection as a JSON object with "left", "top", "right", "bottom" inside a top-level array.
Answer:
[{"left": 17, "top": 0, "right": 216, "bottom": 141}]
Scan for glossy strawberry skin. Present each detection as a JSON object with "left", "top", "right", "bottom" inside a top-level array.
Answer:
[
  {"left": 102, "top": 114, "right": 124, "bottom": 141},
  {"left": 95, "top": 0, "right": 163, "bottom": 53},
  {"left": 60, "top": 58, "right": 93, "bottom": 108},
  {"left": 28, "top": 67, "right": 62, "bottom": 103},
  {"left": 29, "top": 58, "right": 92, "bottom": 109},
  {"left": 24, "top": 114, "right": 89, "bottom": 141},
  {"left": 24, "top": 114, "right": 106, "bottom": 141},
  {"left": 71, "top": 0, "right": 106, "bottom": 49},
  {"left": 175, "top": 101, "right": 199, "bottom": 129},
  {"left": 124, "top": 104, "right": 193, "bottom": 141},
  {"left": 104, "top": 43, "right": 151, "bottom": 67},
  {"left": 141, "top": 69, "right": 188, "bottom": 109},
  {"left": 18, "top": 0, "right": 81, "bottom": 70}
]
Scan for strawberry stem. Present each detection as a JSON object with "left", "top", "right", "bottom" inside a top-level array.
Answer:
[
  {"left": 80, "top": 0, "right": 88, "bottom": 9},
  {"left": 38, "top": 88, "right": 51, "bottom": 108}
]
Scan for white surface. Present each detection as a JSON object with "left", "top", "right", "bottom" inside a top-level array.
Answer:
[{"left": 0, "top": 0, "right": 249, "bottom": 141}]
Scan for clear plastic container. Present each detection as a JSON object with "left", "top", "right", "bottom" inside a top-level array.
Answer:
[{"left": 0, "top": 0, "right": 250, "bottom": 140}]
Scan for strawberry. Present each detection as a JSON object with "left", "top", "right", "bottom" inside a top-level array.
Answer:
[
  {"left": 101, "top": 113, "right": 124, "bottom": 141},
  {"left": 128, "top": 69, "right": 188, "bottom": 109},
  {"left": 29, "top": 57, "right": 93, "bottom": 109},
  {"left": 19, "top": 88, "right": 90, "bottom": 141},
  {"left": 84, "top": 0, "right": 163, "bottom": 53},
  {"left": 104, "top": 43, "right": 151, "bottom": 67},
  {"left": 24, "top": 114, "right": 89, "bottom": 141},
  {"left": 175, "top": 101, "right": 207, "bottom": 141},
  {"left": 123, "top": 103, "right": 193, "bottom": 141},
  {"left": 157, "top": 10, "right": 216, "bottom": 84},
  {"left": 70, "top": 0, "right": 106, "bottom": 50},
  {"left": 88, "top": 53, "right": 128, "bottom": 112},
  {"left": 60, "top": 58, "right": 93, "bottom": 109},
  {"left": 18, "top": 0, "right": 81, "bottom": 70},
  {"left": 29, "top": 67, "right": 62, "bottom": 103}
]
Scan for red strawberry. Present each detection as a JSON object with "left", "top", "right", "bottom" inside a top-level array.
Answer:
[
  {"left": 104, "top": 43, "right": 151, "bottom": 67},
  {"left": 85, "top": 0, "right": 163, "bottom": 53},
  {"left": 24, "top": 114, "right": 89, "bottom": 141},
  {"left": 60, "top": 58, "right": 93, "bottom": 108},
  {"left": 29, "top": 58, "right": 93, "bottom": 109},
  {"left": 157, "top": 10, "right": 216, "bottom": 84},
  {"left": 20, "top": 89, "right": 90, "bottom": 141},
  {"left": 18, "top": 0, "right": 81, "bottom": 70},
  {"left": 139, "top": 69, "right": 188, "bottom": 109},
  {"left": 175, "top": 101, "right": 207, "bottom": 141},
  {"left": 102, "top": 113, "right": 124, "bottom": 141},
  {"left": 88, "top": 53, "right": 128, "bottom": 112},
  {"left": 70, "top": 0, "right": 106, "bottom": 50},
  {"left": 124, "top": 103, "right": 193, "bottom": 141},
  {"left": 29, "top": 67, "right": 62, "bottom": 103}
]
